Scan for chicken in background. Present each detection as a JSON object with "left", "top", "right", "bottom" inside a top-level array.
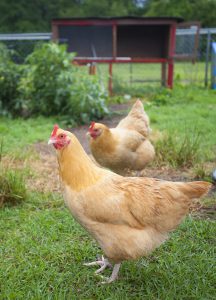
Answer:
[
  {"left": 48, "top": 124, "right": 212, "bottom": 284},
  {"left": 87, "top": 100, "right": 155, "bottom": 175},
  {"left": 117, "top": 99, "right": 151, "bottom": 138}
]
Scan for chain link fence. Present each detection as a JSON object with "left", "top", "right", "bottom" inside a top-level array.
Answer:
[{"left": 0, "top": 30, "right": 216, "bottom": 92}]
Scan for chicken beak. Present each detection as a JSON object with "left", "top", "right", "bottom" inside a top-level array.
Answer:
[{"left": 48, "top": 137, "right": 57, "bottom": 145}]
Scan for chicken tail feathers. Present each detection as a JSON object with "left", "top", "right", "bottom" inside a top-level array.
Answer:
[
  {"left": 118, "top": 99, "right": 151, "bottom": 137},
  {"left": 130, "top": 99, "right": 144, "bottom": 113},
  {"left": 129, "top": 100, "right": 148, "bottom": 120},
  {"left": 179, "top": 181, "right": 212, "bottom": 199}
]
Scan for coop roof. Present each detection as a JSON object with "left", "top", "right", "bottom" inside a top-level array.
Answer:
[{"left": 52, "top": 16, "right": 183, "bottom": 24}]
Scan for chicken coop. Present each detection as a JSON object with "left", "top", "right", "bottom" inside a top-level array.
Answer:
[{"left": 52, "top": 16, "right": 183, "bottom": 93}]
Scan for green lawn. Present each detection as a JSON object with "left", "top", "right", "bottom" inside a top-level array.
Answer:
[
  {"left": 0, "top": 198, "right": 215, "bottom": 300},
  {"left": 0, "top": 116, "right": 56, "bottom": 156},
  {"left": 0, "top": 85, "right": 216, "bottom": 299},
  {"left": 1, "top": 85, "right": 216, "bottom": 161},
  {"left": 148, "top": 86, "right": 216, "bottom": 163}
]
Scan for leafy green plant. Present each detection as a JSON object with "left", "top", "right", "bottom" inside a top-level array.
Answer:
[
  {"left": 154, "top": 129, "right": 201, "bottom": 168},
  {"left": 65, "top": 71, "right": 109, "bottom": 124},
  {"left": 18, "top": 43, "right": 109, "bottom": 123},
  {"left": 0, "top": 43, "right": 23, "bottom": 116},
  {"left": 18, "top": 43, "right": 75, "bottom": 115}
]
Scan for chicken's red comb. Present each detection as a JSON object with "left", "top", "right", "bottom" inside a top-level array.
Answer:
[
  {"left": 51, "top": 124, "right": 59, "bottom": 137},
  {"left": 88, "top": 121, "right": 95, "bottom": 132}
]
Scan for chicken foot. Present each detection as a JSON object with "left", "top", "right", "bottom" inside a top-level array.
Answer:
[
  {"left": 83, "top": 256, "right": 121, "bottom": 283},
  {"left": 101, "top": 263, "right": 121, "bottom": 284},
  {"left": 83, "top": 255, "right": 112, "bottom": 274}
]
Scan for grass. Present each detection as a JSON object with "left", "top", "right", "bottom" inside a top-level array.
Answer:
[
  {"left": 0, "top": 116, "right": 57, "bottom": 156},
  {"left": 1, "top": 86, "right": 215, "bottom": 162},
  {"left": 0, "top": 169, "right": 27, "bottom": 207},
  {"left": 147, "top": 86, "right": 216, "bottom": 163},
  {"left": 90, "top": 62, "right": 209, "bottom": 96},
  {"left": 0, "top": 83, "right": 215, "bottom": 299},
  {"left": 0, "top": 195, "right": 215, "bottom": 300}
]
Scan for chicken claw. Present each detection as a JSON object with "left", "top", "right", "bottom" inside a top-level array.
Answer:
[
  {"left": 101, "top": 263, "right": 121, "bottom": 284},
  {"left": 83, "top": 255, "right": 112, "bottom": 274},
  {"left": 84, "top": 256, "right": 121, "bottom": 283}
]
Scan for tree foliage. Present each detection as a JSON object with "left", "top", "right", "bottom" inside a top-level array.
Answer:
[
  {"left": 0, "top": 0, "right": 215, "bottom": 33},
  {"left": 0, "top": 0, "right": 145, "bottom": 33},
  {"left": 145, "top": 0, "right": 216, "bottom": 27}
]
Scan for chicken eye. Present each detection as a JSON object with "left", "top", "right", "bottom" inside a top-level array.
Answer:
[{"left": 59, "top": 134, "right": 64, "bottom": 138}]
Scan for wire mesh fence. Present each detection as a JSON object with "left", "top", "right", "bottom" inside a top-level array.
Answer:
[
  {"left": 0, "top": 33, "right": 51, "bottom": 63},
  {"left": 0, "top": 29, "right": 216, "bottom": 92},
  {"left": 174, "top": 28, "right": 216, "bottom": 87}
]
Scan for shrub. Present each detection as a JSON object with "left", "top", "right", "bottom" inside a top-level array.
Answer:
[
  {"left": 65, "top": 72, "right": 109, "bottom": 123},
  {"left": 0, "top": 44, "right": 23, "bottom": 116},
  {"left": 18, "top": 43, "right": 109, "bottom": 123}
]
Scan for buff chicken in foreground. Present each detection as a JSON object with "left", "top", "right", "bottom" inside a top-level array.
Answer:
[
  {"left": 48, "top": 124, "right": 212, "bottom": 284},
  {"left": 88, "top": 100, "right": 155, "bottom": 174}
]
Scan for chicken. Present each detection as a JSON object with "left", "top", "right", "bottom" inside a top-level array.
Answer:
[
  {"left": 88, "top": 100, "right": 155, "bottom": 174},
  {"left": 48, "top": 124, "right": 212, "bottom": 284}
]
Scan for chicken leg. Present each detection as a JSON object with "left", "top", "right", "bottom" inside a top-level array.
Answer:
[
  {"left": 83, "top": 255, "right": 112, "bottom": 274},
  {"left": 84, "top": 256, "right": 121, "bottom": 283},
  {"left": 101, "top": 263, "right": 121, "bottom": 284}
]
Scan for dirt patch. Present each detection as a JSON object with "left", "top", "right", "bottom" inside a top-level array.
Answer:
[
  {"left": 191, "top": 200, "right": 216, "bottom": 220},
  {"left": 27, "top": 146, "right": 60, "bottom": 193},
  {"left": 140, "top": 166, "right": 189, "bottom": 181}
]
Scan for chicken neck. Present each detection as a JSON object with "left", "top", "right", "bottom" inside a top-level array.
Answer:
[
  {"left": 57, "top": 135, "right": 106, "bottom": 192},
  {"left": 91, "top": 129, "right": 117, "bottom": 154}
]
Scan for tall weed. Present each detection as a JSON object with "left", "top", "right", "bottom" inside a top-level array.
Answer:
[
  {"left": 154, "top": 129, "right": 201, "bottom": 168},
  {"left": 0, "top": 142, "right": 27, "bottom": 207},
  {"left": 0, "top": 170, "right": 27, "bottom": 207}
]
